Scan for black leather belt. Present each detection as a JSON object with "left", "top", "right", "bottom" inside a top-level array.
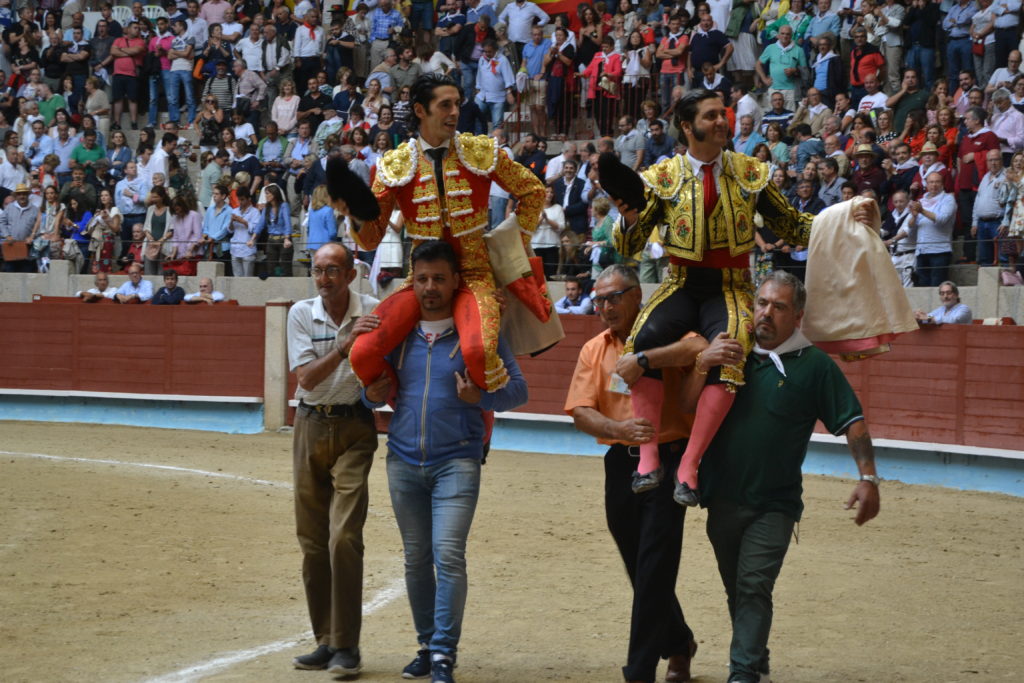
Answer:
[{"left": 299, "top": 400, "right": 368, "bottom": 418}]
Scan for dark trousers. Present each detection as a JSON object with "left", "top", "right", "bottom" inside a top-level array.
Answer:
[
  {"left": 706, "top": 500, "right": 795, "bottom": 683},
  {"left": 916, "top": 251, "right": 952, "bottom": 287},
  {"left": 605, "top": 440, "right": 694, "bottom": 682},
  {"left": 995, "top": 27, "right": 1018, "bottom": 70},
  {"left": 957, "top": 189, "right": 977, "bottom": 262}
]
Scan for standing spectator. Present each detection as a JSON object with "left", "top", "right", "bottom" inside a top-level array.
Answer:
[
  {"left": 199, "top": 150, "right": 229, "bottom": 208},
  {"left": 886, "top": 68, "right": 928, "bottom": 133},
  {"left": 361, "top": 240, "right": 527, "bottom": 683},
  {"left": 543, "top": 27, "right": 576, "bottom": 134},
  {"left": 872, "top": 0, "right": 905, "bottom": 94},
  {"left": 184, "top": 1, "right": 208, "bottom": 52},
  {"left": 971, "top": 0, "right": 998, "bottom": 89},
  {"left": 169, "top": 194, "right": 202, "bottom": 260},
  {"left": 582, "top": 36, "right": 623, "bottom": 137},
  {"left": 991, "top": 89, "right": 1024, "bottom": 164},
  {"left": 956, "top": 107, "right": 1001, "bottom": 262},
  {"left": 202, "top": 61, "right": 238, "bottom": 117},
  {"left": 807, "top": 0, "right": 841, "bottom": 52},
  {"left": 905, "top": 0, "right": 940, "bottom": 89},
  {"left": 218, "top": 7, "right": 244, "bottom": 44},
  {"left": 166, "top": 19, "right": 197, "bottom": 128},
  {"left": 390, "top": 47, "right": 423, "bottom": 98},
  {"left": 298, "top": 76, "right": 332, "bottom": 132},
  {"left": 515, "top": 132, "right": 547, "bottom": 180},
  {"left": 971, "top": 149, "right": 1007, "bottom": 265},
  {"left": 90, "top": 20, "right": 115, "bottom": 84},
  {"left": 115, "top": 160, "right": 149, "bottom": 244},
  {"left": 942, "top": 0, "right": 977, "bottom": 94},
  {"left": 229, "top": 185, "right": 261, "bottom": 276},
  {"left": 848, "top": 26, "right": 885, "bottom": 106},
  {"left": 552, "top": 159, "right": 589, "bottom": 234},
  {"left": 262, "top": 184, "right": 293, "bottom": 276},
  {"left": 534, "top": 186, "right": 564, "bottom": 277},
  {"left": 0, "top": 184, "right": 40, "bottom": 272},
  {"left": 497, "top": 0, "right": 549, "bottom": 57},
  {"left": 700, "top": 271, "right": 880, "bottom": 683},
  {"left": 475, "top": 39, "right": 515, "bottom": 132},
  {"left": 147, "top": 17, "right": 173, "bottom": 129},
  {"left": 655, "top": 15, "right": 687, "bottom": 114},
  {"left": 61, "top": 27, "right": 92, "bottom": 96},
  {"left": 992, "top": 0, "right": 1021, "bottom": 68},
  {"left": 257, "top": 122, "right": 287, "bottom": 190},
  {"left": 911, "top": 171, "right": 957, "bottom": 285},
  {"left": 286, "top": 242, "right": 381, "bottom": 675},
  {"left": 881, "top": 189, "right": 917, "bottom": 285},
  {"left": 687, "top": 10, "right": 732, "bottom": 87},
  {"left": 272, "top": 78, "right": 300, "bottom": 138},
  {"left": 234, "top": 59, "right": 268, "bottom": 130},
  {"left": 200, "top": 24, "right": 234, "bottom": 78},
  {"left": 199, "top": 0, "right": 231, "bottom": 25},
  {"left": 368, "top": 0, "right": 403, "bottom": 69},
  {"left": 142, "top": 186, "right": 172, "bottom": 275},
  {"left": 305, "top": 185, "right": 336, "bottom": 253},
  {"left": 261, "top": 25, "right": 292, "bottom": 108},
  {"left": 755, "top": 25, "right": 805, "bottom": 111},
  {"left": 521, "top": 26, "right": 550, "bottom": 138},
  {"left": 236, "top": 24, "right": 265, "bottom": 80},
  {"left": 614, "top": 114, "right": 646, "bottom": 171},
  {"left": 292, "top": 9, "right": 325, "bottom": 92},
  {"left": 151, "top": 268, "right": 186, "bottom": 305},
  {"left": 199, "top": 183, "right": 232, "bottom": 266}
]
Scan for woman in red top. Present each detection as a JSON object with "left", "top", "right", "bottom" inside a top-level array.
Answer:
[
  {"left": 936, "top": 107, "right": 960, "bottom": 150},
  {"left": 925, "top": 124, "right": 956, "bottom": 170},
  {"left": 581, "top": 35, "right": 622, "bottom": 136}
]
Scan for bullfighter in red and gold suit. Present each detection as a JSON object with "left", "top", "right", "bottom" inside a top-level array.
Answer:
[{"left": 329, "top": 74, "right": 547, "bottom": 392}]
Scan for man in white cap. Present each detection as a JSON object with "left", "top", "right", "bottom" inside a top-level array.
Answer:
[{"left": 0, "top": 183, "right": 40, "bottom": 272}]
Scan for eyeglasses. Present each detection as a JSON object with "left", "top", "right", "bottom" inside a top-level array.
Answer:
[
  {"left": 311, "top": 266, "right": 345, "bottom": 278},
  {"left": 592, "top": 286, "right": 635, "bottom": 308}
]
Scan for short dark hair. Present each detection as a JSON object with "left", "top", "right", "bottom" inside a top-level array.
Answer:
[
  {"left": 162, "top": 132, "right": 178, "bottom": 147},
  {"left": 162, "top": 268, "right": 179, "bottom": 278},
  {"left": 791, "top": 123, "right": 812, "bottom": 138},
  {"left": 411, "top": 239, "right": 459, "bottom": 273},
  {"left": 235, "top": 186, "right": 251, "bottom": 201},
  {"left": 821, "top": 157, "right": 839, "bottom": 173},
  {"left": 673, "top": 89, "right": 723, "bottom": 131},
  {"left": 408, "top": 73, "right": 463, "bottom": 133}
]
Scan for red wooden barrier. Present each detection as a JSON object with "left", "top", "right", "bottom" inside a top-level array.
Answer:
[{"left": 0, "top": 302, "right": 265, "bottom": 398}]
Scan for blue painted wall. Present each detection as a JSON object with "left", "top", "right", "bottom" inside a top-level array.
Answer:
[
  {"left": 491, "top": 418, "right": 1024, "bottom": 498},
  {"left": 0, "top": 396, "right": 265, "bottom": 435}
]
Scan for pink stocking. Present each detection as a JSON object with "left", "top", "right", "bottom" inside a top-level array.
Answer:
[
  {"left": 677, "top": 383, "right": 735, "bottom": 487},
  {"left": 630, "top": 376, "right": 663, "bottom": 476}
]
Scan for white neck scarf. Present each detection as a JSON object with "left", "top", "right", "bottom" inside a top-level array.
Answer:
[
  {"left": 894, "top": 158, "right": 919, "bottom": 171},
  {"left": 753, "top": 328, "right": 813, "bottom": 377}
]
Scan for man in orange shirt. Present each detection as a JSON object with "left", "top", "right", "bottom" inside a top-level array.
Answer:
[
  {"left": 565, "top": 264, "right": 741, "bottom": 683},
  {"left": 848, "top": 26, "right": 885, "bottom": 108}
]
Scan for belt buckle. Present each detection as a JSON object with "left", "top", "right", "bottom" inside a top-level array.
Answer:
[{"left": 626, "top": 445, "right": 640, "bottom": 457}]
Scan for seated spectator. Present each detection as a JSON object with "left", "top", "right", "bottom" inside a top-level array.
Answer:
[
  {"left": 115, "top": 262, "right": 153, "bottom": 303},
  {"left": 151, "top": 268, "right": 186, "bottom": 305},
  {"left": 914, "top": 281, "right": 973, "bottom": 324},
  {"left": 257, "top": 122, "right": 287, "bottom": 190},
  {"left": 642, "top": 119, "right": 675, "bottom": 168},
  {"left": 791, "top": 178, "right": 826, "bottom": 214},
  {"left": 60, "top": 168, "right": 98, "bottom": 213},
  {"left": 119, "top": 224, "right": 146, "bottom": 271},
  {"left": 557, "top": 229, "right": 590, "bottom": 279},
  {"left": 851, "top": 144, "right": 887, "bottom": 199},
  {"left": 555, "top": 277, "right": 594, "bottom": 314},
  {"left": 306, "top": 184, "right": 337, "bottom": 254},
  {"left": 733, "top": 114, "right": 768, "bottom": 155},
  {"left": 231, "top": 140, "right": 263, "bottom": 195},
  {"left": 185, "top": 276, "right": 226, "bottom": 304},
  {"left": 77, "top": 271, "right": 118, "bottom": 302}
]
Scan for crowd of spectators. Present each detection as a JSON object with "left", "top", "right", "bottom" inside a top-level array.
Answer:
[{"left": 0, "top": 0, "right": 1022, "bottom": 297}]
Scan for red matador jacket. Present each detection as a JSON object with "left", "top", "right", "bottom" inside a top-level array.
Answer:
[{"left": 349, "top": 133, "right": 547, "bottom": 392}]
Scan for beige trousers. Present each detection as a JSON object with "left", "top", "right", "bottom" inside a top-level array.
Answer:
[{"left": 293, "top": 406, "right": 379, "bottom": 649}]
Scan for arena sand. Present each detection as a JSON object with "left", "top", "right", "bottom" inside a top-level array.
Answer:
[{"left": 1, "top": 422, "right": 1021, "bottom": 682}]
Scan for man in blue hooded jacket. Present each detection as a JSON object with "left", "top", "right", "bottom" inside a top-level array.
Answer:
[{"left": 364, "top": 240, "right": 527, "bottom": 683}]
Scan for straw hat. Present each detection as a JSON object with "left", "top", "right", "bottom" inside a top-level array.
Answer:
[
  {"left": 13, "top": 183, "right": 29, "bottom": 194},
  {"left": 854, "top": 144, "right": 876, "bottom": 157},
  {"left": 918, "top": 142, "right": 939, "bottom": 158}
]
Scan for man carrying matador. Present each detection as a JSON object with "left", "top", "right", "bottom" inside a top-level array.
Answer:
[
  {"left": 325, "top": 73, "right": 549, "bottom": 393},
  {"left": 600, "top": 89, "right": 879, "bottom": 506}
]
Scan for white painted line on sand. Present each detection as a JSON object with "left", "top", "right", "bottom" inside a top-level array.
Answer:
[
  {"left": 144, "top": 577, "right": 407, "bottom": 683},
  {"left": 0, "top": 450, "right": 291, "bottom": 489}
]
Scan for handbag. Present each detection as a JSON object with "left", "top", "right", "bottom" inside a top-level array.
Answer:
[
  {"left": 192, "top": 57, "right": 207, "bottom": 80},
  {"left": 597, "top": 74, "right": 618, "bottom": 96},
  {"left": 972, "top": 39, "right": 984, "bottom": 57}
]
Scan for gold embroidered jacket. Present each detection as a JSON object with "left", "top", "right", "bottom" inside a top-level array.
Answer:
[
  {"left": 613, "top": 151, "right": 814, "bottom": 261},
  {"left": 350, "top": 133, "right": 545, "bottom": 250}
]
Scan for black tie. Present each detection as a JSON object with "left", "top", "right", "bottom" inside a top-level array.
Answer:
[{"left": 426, "top": 147, "right": 446, "bottom": 196}]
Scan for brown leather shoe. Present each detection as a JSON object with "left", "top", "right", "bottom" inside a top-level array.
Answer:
[{"left": 664, "top": 639, "right": 698, "bottom": 682}]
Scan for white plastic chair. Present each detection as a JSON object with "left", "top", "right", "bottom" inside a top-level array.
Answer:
[
  {"left": 110, "top": 6, "right": 132, "bottom": 25},
  {"left": 142, "top": 5, "right": 169, "bottom": 20}
]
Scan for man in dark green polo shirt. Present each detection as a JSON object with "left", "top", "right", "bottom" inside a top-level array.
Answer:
[
  {"left": 699, "top": 270, "right": 881, "bottom": 683},
  {"left": 70, "top": 130, "right": 105, "bottom": 181}
]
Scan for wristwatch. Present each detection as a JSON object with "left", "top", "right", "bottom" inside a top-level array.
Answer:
[
  {"left": 635, "top": 351, "right": 650, "bottom": 371},
  {"left": 859, "top": 474, "right": 881, "bottom": 487}
]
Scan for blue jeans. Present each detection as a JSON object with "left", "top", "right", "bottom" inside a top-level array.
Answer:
[
  {"left": 905, "top": 45, "right": 935, "bottom": 89},
  {"left": 976, "top": 218, "right": 1002, "bottom": 266},
  {"left": 659, "top": 72, "right": 683, "bottom": 114},
  {"left": 946, "top": 37, "right": 973, "bottom": 92},
  {"left": 148, "top": 74, "right": 163, "bottom": 126},
  {"left": 476, "top": 98, "right": 505, "bottom": 132},
  {"left": 460, "top": 60, "right": 477, "bottom": 97},
  {"left": 165, "top": 69, "right": 196, "bottom": 124},
  {"left": 387, "top": 454, "right": 481, "bottom": 658},
  {"left": 488, "top": 195, "right": 508, "bottom": 229}
]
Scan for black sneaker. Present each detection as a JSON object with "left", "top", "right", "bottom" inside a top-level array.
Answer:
[
  {"left": 402, "top": 647, "right": 431, "bottom": 679},
  {"left": 431, "top": 657, "right": 455, "bottom": 683},
  {"left": 326, "top": 646, "right": 361, "bottom": 675},
  {"left": 292, "top": 644, "right": 336, "bottom": 670}
]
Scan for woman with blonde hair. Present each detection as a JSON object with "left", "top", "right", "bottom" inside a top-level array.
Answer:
[
  {"left": 999, "top": 151, "right": 1024, "bottom": 284},
  {"left": 306, "top": 184, "right": 337, "bottom": 254},
  {"left": 272, "top": 78, "right": 300, "bottom": 138},
  {"left": 361, "top": 78, "right": 390, "bottom": 128},
  {"left": 586, "top": 196, "right": 619, "bottom": 277}
]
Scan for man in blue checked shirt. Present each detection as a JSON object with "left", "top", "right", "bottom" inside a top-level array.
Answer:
[{"left": 369, "top": 0, "right": 405, "bottom": 71}]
